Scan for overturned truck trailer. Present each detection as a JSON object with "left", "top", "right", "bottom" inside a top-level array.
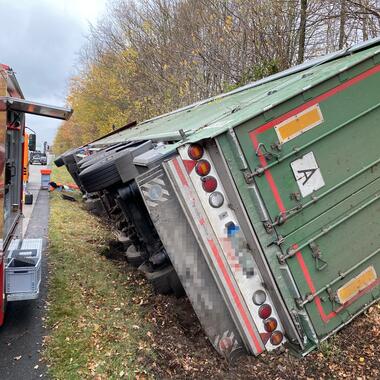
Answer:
[{"left": 62, "top": 39, "right": 380, "bottom": 357}]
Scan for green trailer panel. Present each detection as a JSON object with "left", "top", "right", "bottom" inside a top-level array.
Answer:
[{"left": 234, "top": 53, "right": 380, "bottom": 339}]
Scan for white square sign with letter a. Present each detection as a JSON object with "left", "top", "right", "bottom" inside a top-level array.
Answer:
[{"left": 290, "top": 151, "right": 325, "bottom": 198}]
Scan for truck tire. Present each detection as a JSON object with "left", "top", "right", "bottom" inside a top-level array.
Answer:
[
  {"left": 77, "top": 143, "right": 125, "bottom": 171},
  {"left": 125, "top": 245, "right": 144, "bottom": 268},
  {"left": 78, "top": 145, "right": 134, "bottom": 192},
  {"left": 79, "top": 158, "right": 122, "bottom": 192},
  {"left": 139, "top": 263, "right": 184, "bottom": 296}
]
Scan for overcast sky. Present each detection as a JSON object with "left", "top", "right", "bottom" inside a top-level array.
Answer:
[{"left": 0, "top": 0, "right": 107, "bottom": 148}]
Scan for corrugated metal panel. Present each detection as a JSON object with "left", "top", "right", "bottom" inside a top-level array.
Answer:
[{"left": 91, "top": 39, "right": 380, "bottom": 147}]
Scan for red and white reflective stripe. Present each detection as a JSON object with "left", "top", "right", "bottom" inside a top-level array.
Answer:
[{"left": 171, "top": 157, "right": 264, "bottom": 354}]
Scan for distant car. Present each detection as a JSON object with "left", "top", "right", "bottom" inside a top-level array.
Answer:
[{"left": 30, "top": 153, "right": 47, "bottom": 165}]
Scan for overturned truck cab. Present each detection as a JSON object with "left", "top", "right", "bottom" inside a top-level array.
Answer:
[{"left": 0, "top": 64, "right": 72, "bottom": 325}]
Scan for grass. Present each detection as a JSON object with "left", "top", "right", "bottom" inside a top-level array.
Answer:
[{"left": 44, "top": 166, "right": 154, "bottom": 379}]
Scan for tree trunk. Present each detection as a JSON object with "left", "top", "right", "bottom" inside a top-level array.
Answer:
[
  {"left": 339, "top": 0, "right": 346, "bottom": 49},
  {"left": 297, "top": 0, "right": 307, "bottom": 64}
]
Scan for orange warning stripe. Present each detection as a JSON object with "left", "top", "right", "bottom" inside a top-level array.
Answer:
[
  {"left": 337, "top": 266, "right": 377, "bottom": 304},
  {"left": 275, "top": 104, "right": 323, "bottom": 143}
]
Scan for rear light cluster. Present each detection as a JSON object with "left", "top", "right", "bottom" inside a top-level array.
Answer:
[
  {"left": 188, "top": 144, "right": 224, "bottom": 208},
  {"left": 253, "top": 290, "right": 284, "bottom": 346},
  {"left": 186, "top": 143, "right": 284, "bottom": 350}
]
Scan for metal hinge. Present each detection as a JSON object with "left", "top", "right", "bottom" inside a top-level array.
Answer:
[{"left": 244, "top": 168, "right": 265, "bottom": 183}]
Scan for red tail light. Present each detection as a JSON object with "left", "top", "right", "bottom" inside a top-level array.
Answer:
[
  {"left": 188, "top": 144, "right": 204, "bottom": 160},
  {"left": 263, "top": 317, "right": 278, "bottom": 332},
  {"left": 270, "top": 331, "right": 284, "bottom": 346},
  {"left": 195, "top": 159, "right": 211, "bottom": 176},
  {"left": 201, "top": 176, "right": 217, "bottom": 192},
  {"left": 258, "top": 304, "right": 272, "bottom": 319}
]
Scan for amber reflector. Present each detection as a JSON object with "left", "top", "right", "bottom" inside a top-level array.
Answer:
[
  {"left": 263, "top": 317, "right": 278, "bottom": 332},
  {"left": 270, "top": 331, "right": 284, "bottom": 346},
  {"left": 195, "top": 159, "right": 211, "bottom": 176},
  {"left": 188, "top": 144, "right": 204, "bottom": 160}
]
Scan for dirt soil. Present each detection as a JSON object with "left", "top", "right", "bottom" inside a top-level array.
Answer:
[{"left": 117, "top": 260, "right": 380, "bottom": 379}]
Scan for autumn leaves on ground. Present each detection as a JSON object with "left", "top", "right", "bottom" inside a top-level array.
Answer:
[{"left": 43, "top": 166, "right": 380, "bottom": 379}]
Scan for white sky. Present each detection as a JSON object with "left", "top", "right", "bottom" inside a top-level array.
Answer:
[{"left": 0, "top": 0, "right": 107, "bottom": 147}]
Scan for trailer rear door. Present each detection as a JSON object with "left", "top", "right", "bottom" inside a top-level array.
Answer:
[{"left": 235, "top": 62, "right": 380, "bottom": 338}]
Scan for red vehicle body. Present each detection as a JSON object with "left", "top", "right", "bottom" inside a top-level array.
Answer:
[{"left": 0, "top": 64, "right": 72, "bottom": 325}]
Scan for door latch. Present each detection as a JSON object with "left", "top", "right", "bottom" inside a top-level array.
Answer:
[{"left": 310, "top": 242, "right": 328, "bottom": 271}]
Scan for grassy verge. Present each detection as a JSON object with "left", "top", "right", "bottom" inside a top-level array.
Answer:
[{"left": 44, "top": 166, "right": 154, "bottom": 379}]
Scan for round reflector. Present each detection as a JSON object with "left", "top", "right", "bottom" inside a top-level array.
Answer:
[
  {"left": 252, "top": 290, "right": 266, "bottom": 306},
  {"left": 270, "top": 331, "right": 284, "bottom": 346},
  {"left": 263, "top": 317, "right": 278, "bottom": 332},
  {"left": 188, "top": 144, "right": 204, "bottom": 160},
  {"left": 209, "top": 191, "right": 224, "bottom": 208},
  {"left": 258, "top": 304, "right": 272, "bottom": 319},
  {"left": 202, "top": 176, "right": 217, "bottom": 192},
  {"left": 195, "top": 159, "right": 211, "bottom": 176}
]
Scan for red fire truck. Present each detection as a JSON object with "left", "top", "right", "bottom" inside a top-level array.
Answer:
[{"left": 0, "top": 63, "right": 72, "bottom": 325}]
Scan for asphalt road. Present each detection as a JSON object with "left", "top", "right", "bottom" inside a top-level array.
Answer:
[{"left": 0, "top": 163, "right": 50, "bottom": 380}]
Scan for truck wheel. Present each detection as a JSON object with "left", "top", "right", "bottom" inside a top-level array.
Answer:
[
  {"left": 78, "top": 144, "right": 123, "bottom": 171},
  {"left": 139, "top": 263, "right": 183, "bottom": 295},
  {"left": 78, "top": 146, "right": 133, "bottom": 193},
  {"left": 78, "top": 142, "right": 133, "bottom": 171},
  {"left": 79, "top": 158, "right": 121, "bottom": 193},
  {"left": 125, "top": 245, "right": 144, "bottom": 268}
]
